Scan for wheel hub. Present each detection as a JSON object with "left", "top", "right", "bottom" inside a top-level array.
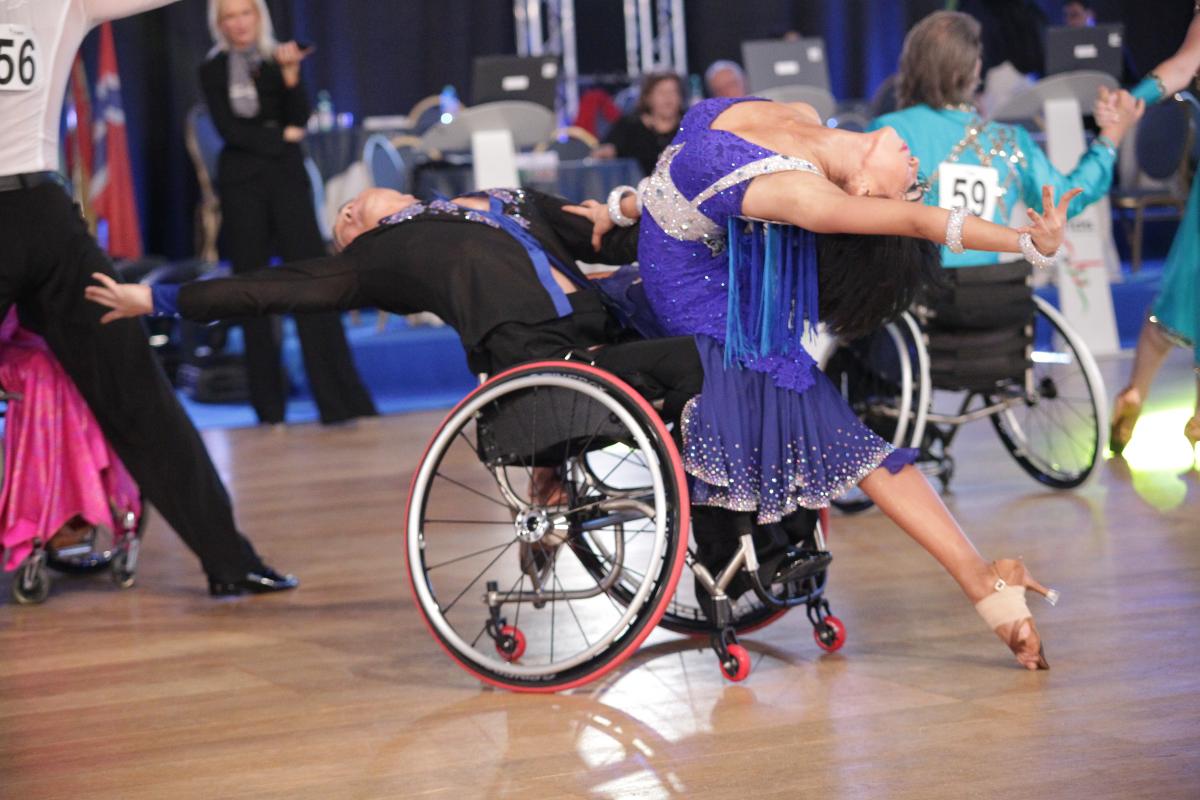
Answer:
[{"left": 514, "top": 508, "right": 553, "bottom": 543}]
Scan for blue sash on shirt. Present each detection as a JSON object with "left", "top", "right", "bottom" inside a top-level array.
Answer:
[{"left": 478, "top": 196, "right": 579, "bottom": 318}]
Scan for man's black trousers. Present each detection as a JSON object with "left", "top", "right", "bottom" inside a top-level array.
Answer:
[{"left": 0, "top": 182, "right": 261, "bottom": 582}]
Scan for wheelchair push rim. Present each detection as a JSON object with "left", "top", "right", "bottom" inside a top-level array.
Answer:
[{"left": 405, "top": 362, "right": 691, "bottom": 692}]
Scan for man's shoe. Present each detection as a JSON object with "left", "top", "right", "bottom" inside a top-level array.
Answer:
[{"left": 208, "top": 566, "right": 299, "bottom": 597}]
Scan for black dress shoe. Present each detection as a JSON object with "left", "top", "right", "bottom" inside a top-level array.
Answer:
[{"left": 208, "top": 566, "right": 299, "bottom": 597}]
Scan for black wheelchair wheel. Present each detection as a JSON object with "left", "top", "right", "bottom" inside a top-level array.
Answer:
[{"left": 989, "top": 297, "right": 1105, "bottom": 489}]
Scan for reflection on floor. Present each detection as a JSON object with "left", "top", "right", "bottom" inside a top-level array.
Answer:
[{"left": 0, "top": 349, "right": 1196, "bottom": 799}]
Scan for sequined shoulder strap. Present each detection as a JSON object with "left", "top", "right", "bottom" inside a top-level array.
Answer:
[
  {"left": 642, "top": 145, "right": 824, "bottom": 250},
  {"left": 692, "top": 154, "right": 823, "bottom": 207}
]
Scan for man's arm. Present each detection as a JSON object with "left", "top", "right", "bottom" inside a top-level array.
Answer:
[
  {"left": 87, "top": 255, "right": 367, "bottom": 324},
  {"left": 82, "top": 0, "right": 180, "bottom": 25}
]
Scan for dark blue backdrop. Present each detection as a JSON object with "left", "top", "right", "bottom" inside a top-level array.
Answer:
[{"left": 91, "top": 0, "right": 1192, "bottom": 259}]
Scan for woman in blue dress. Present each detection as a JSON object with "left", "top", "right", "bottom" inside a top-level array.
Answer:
[
  {"left": 577, "top": 95, "right": 1079, "bottom": 670},
  {"left": 1110, "top": 7, "right": 1200, "bottom": 458}
]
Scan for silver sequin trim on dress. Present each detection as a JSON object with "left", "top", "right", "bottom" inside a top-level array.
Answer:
[{"left": 642, "top": 144, "right": 824, "bottom": 255}]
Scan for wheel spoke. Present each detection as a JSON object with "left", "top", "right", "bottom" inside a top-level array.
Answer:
[
  {"left": 433, "top": 471, "right": 512, "bottom": 510},
  {"left": 441, "top": 539, "right": 518, "bottom": 615},
  {"left": 595, "top": 445, "right": 642, "bottom": 488},
  {"left": 426, "top": 539, "right": 515, "bottom": 572},
  {"left": 554, "top": 571, "right": 592, "bottom": 650}
]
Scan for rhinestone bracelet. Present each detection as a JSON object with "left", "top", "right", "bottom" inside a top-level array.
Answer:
[
  {"left": 607, "top": 185, "right": 638, "bottom": 227},
  {"left": 945, "top": 206, "right": 970, "bottom": 254},
  {"left": 1019, "top": 232, "right": 1062, "bottom": 270}
]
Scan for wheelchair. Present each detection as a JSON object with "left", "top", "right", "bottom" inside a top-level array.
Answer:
[
  {"left": 816, "top": 260, "right": 1107, "bottom": 512},
  {"left": 1, "top": 383, "right": 144, "bottom": 606},
  {"left": 405, "top": 359, "right": 843, "bottom": 693}
]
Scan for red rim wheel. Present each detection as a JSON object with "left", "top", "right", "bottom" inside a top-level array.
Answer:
[
  {"left": 813, "top": 615, "right": 846, "bottom": 652},
  {"left": 720, "top": 643, "right": 752, "bottom": 682},
  {"left": 495, "top": 625, "right": 526, "bottom": 661}
]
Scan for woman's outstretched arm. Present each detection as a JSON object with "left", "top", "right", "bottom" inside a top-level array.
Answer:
[
  {"left": 83, "top": 0, "right": 179, "bottom": 25},
  {"left": 1143, "top": 14, "right": 1200, "bottom": 97},
  {"left": 742, "top": 171, "right": 1080, "bottom": 257}
]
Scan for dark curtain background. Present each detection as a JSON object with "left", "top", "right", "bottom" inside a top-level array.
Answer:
[{"left": 90, "top": 0, "right": 1191, "bottom": 259}]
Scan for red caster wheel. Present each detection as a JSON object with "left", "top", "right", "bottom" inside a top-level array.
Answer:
[
  {"left": 719, "top": 643, "right": 752, "bottom": 682},
  {"left": 495, "top": 625, "right": 526, "bottom": 661},
  {"left": 813, "top": 615, "right": 846, "bottom": 653}
]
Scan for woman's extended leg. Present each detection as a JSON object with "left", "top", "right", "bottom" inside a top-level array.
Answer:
[
  {"left": 859, "top": 464, "right": 1052, "bottom": 670},
  {"left": 1111, "top": 318, "right": 1176, "bottom": 454}
]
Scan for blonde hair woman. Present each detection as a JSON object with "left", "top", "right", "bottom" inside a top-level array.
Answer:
[
  {"left": 199, "top": 0, "right": 376, "bottom": 425},
  {"left": 207, "top": 0, "right": 276, "bottom": 57}
]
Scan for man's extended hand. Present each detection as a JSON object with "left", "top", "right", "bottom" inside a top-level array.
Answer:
[{"left": 84, "top": 273, "right": 154, "bottom": 323}]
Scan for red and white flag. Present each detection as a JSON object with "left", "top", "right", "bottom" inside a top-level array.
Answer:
[
  {"left": 89, "top": 22, "right": 143, "bottom": 260},
  {"left": 64, "top": 54, "right": 95, "bottom": 225}
]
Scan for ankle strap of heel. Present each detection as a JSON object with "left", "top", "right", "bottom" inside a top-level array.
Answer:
[{"left": 975, "top": 584, "right": 1031, "bottom": 631}]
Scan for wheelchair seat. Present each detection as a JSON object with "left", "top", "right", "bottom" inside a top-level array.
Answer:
[{"left": 917, "top": 261, "right": 1036, "bottom": 393}]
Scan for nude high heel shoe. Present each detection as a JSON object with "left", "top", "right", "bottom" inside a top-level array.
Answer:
[
  {"left": 1109, "top": 388, "right": 1142, "bottom": 456},
  {"left": 975, "top": 559, "right": 1059, "bottom": 671},
  {"left": 1186, "top": 416, "right": 1200, "bottom": 466}
]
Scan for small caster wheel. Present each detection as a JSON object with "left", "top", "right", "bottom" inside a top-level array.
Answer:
[
  {"left": 111, "top": 550, "right": 136, "bottom": 590},
  {"left": 813, "top": 614, "right": 846, "bottom": 653},
  {"left": 719, "top": 643, "right": 751, "bottom": 682},
  {"left": 495, "top": 625, "right": 526, "bottom": 661},
  {"left": 12, "top": 560, "right": 51, "bottom": 605}
]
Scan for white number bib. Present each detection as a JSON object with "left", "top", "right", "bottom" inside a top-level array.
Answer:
[
  {"left": 0, "top": 24, "right": 41, "bottom": 92},
  {"left": 938, "top": 162, "right": 999, "bottom": 221}
]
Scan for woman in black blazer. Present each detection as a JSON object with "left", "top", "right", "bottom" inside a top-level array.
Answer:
[{"left": 200, "top": 0, "right": 375, "bottom": 425}]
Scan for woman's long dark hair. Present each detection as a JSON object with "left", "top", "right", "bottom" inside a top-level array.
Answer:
[{"left": 816, "top": 233, "right": 944, "bottom": 340}]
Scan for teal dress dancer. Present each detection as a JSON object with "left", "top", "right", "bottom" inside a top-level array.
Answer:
[
  {"left": 1130, "top": 76, "right": 1198, "bottom": 367},
  {"left": 869, "top": 106, "right": 1117, "bottom": 267}
]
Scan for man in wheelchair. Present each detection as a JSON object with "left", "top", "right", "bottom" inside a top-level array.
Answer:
[{"left": 86, "top": 186, "right": 826, "bottom": 621}]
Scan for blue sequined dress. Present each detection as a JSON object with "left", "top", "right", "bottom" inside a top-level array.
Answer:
[{"left": 638, "top": 97, "right": 917, "bottom": 524}]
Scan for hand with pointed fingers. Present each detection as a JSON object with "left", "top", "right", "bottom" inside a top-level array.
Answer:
[
  {"left": 84, "top": 273, "right": 154, "bottom": 324},
  {"left": 1020, "top": 186, "right": 1084, "bottom": 256}
]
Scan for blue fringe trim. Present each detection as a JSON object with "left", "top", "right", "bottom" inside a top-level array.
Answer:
[{"left": 724, "top": 218, "right": 820, "bottom": 368}]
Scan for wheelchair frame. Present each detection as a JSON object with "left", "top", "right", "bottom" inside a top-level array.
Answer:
[{"left": 404, "top": 360, "right": 843, "bottom": 692}]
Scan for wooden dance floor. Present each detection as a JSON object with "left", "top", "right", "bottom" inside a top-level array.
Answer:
[{"left": 2, "top": 353, "right": 1197, "bottom": 799}]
